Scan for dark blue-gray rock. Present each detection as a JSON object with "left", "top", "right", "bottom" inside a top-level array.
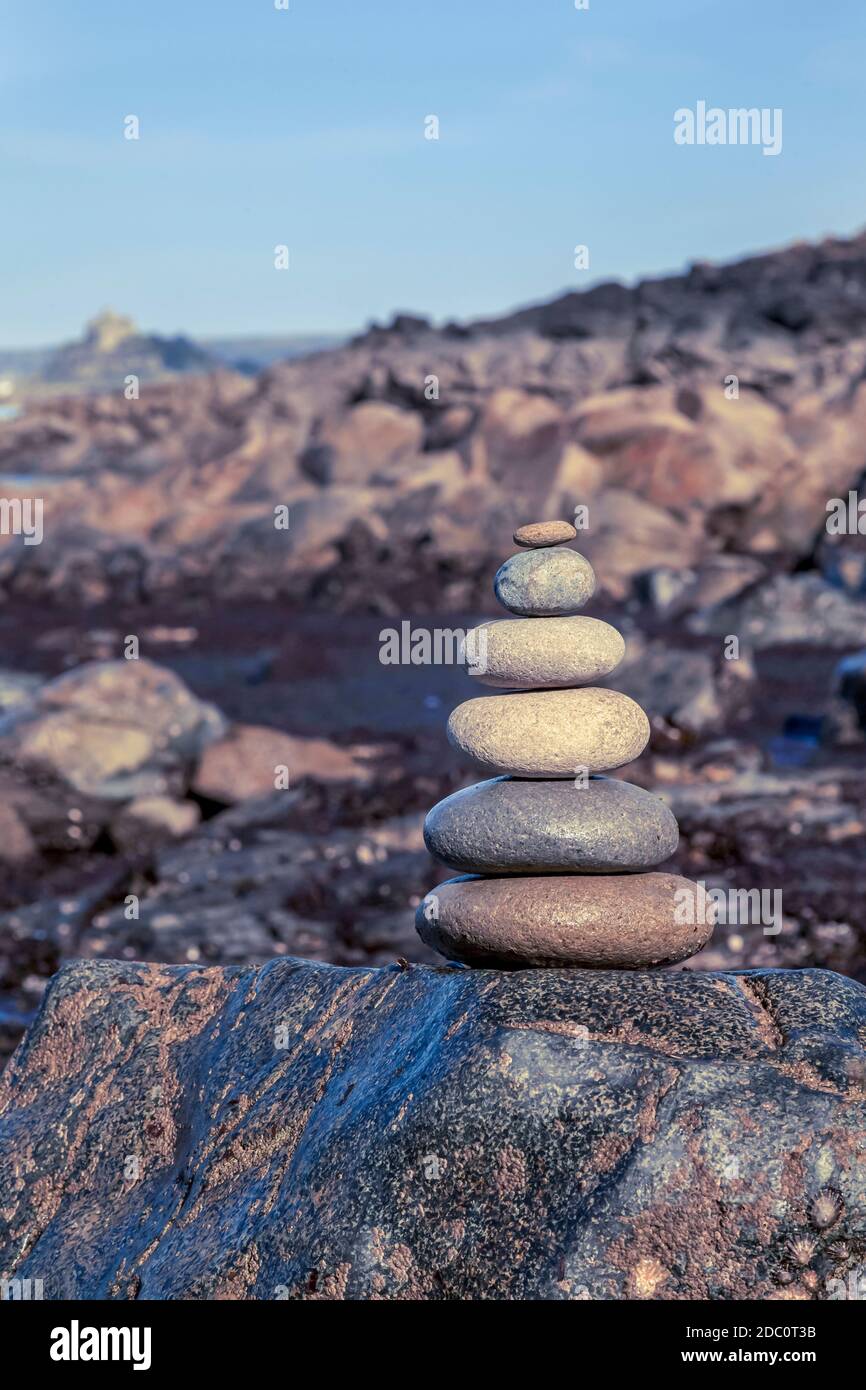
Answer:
[
  {"left": 423, "top": 775, "right": 679, "bottom": 874},
  {"left": 493, "top": 548, "right": 596, "bottom": 616},
  {"left": 824, "top": 650, "right": 866, "bottom": 744},
  {"left": 2, "top": 957, "right": 865, "bottom": 1299}
]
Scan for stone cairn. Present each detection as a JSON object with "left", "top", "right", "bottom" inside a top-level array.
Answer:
[{"left": 416, "top": 520, "right": 714, "bottom": 969}]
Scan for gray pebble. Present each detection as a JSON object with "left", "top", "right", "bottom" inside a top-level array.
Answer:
[
  {"left": 494, "top": 548, "right": 596, "bottom": 616},
  {"left": 423, "top": 775, "right": 679, "bottom": 874}
]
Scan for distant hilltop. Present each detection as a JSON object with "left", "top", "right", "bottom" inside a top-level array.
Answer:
[
  {"left": 42, "top": 308, "right": 213, "bottom": 389},
  {"left": 0, "top": 315, "right": 345, "bottom": 405},
  {"left": 83, "top": 309, "right": 138, "bottom": 353}
]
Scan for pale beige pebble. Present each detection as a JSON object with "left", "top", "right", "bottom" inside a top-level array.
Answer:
[
  {"left": 123, "top": 796, "right": 201, "bottom": 836},
  {"left": 416, "top": 872, "right": 715, "bottom": 968},
  {"left": 447, "top": 687, "right": 649, "bottom": 777},
  {"left": 19, "top": 714, "right": 155, "bottom": 795},
  {"left": 110, "top": 795, "right": 202, "bottom": 854},
  {"left": 513, "top": 520, "right": 577, "bottom": 548},
  {"left": 469, "top": 615, "right": 625, "bottom": 689}
]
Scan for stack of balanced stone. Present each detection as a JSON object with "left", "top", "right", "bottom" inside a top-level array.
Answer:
[{"left": 416, "top": 520, "right": 714, "bottom": 969}]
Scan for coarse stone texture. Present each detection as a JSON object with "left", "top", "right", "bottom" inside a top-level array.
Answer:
[
  {"left": 424, "top": 775, "right": 679, "bottom": 874},
  {"left": 513, "top": 520, "right": 577, "bottom": 548},
  {"left": 493, "top": 548, "right": 596, "bottom": 616},
  {"left": 2, "top": 958, "right": 866, "bottom": 1300},
  {"left": 416, "top": 872, "right": 713, "bottom": 968},
  {"left": 447, "top": 688, "right": 649, "bottom": 778},
  {"left": 469, "top": 615, "right": 626, "bottom": 690}
]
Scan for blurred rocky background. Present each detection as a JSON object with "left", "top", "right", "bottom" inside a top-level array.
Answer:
[
  {"left": 2, "top": 229, "right": 866, "bottom": 1064},
  {"left": 0, "top": 308, "right": 340, "bottom": 406}
]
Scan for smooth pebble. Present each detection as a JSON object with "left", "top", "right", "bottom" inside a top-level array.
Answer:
[
  {"left": 468, "top": 615, "right": 625, "bottom": 690},
  {"left": 494, "top": 548, "right": 596, "bottom": 617},
  {"left": 423, "top": 775, "right": 679, "bottom": 875},
  {"left": 447, "top": 687, "right": 649, "bottom": 778},
  {"left": 513, "top": 520, "right": 577, "bottom": 548},
  {"left": 417, "top": 872, "right": 714, "bottom": 968}
]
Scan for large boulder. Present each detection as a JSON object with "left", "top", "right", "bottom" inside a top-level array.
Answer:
[
  {"left": 0, "top": 658, "right": 225, "bottom": 803},
  {"left": 302, "top": 402, "right": 424, "bottom": 486},
  {"left": 0, "top": 660, "right": 226, "bottom": 855},
  {"left": 2, "top": 959, "right": 864, "bottom": 1300},
  {"left": 580, "top": 488, "right": 706, "bottom": 598}
]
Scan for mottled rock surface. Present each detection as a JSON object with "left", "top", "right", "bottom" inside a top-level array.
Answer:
[
  {"left": 2, "top": 958, "right": 865, "bottom": 1300},
  {"left": 425, "top": 775, "right": 679, "bottom": 874}
]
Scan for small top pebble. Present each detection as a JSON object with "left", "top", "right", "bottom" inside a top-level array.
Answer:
[{"left": 513, "top": 520, "right": 577, "bottom": 548}]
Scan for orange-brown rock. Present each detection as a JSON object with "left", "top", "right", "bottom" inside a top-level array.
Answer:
[{"left": 513, "top": 520, "right": 577, "bottom": 547}]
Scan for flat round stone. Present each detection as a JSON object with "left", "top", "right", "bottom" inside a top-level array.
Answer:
[
  {"left": 468, "top": 615, "right": 625, "bottom": 690},
  {"left": 447, "top": 687, "right": 649, "bottom": 777},
  {"left": 494, "top": 548, "right": 596, "bottom": 616},
  {"left": 513, "top": 520, "right": 577, "bottom": 548},
  {"left": 423, "top": 776, "right": 679, "bottom": 874},
  {"left": 416, "top": 872, "right": 714, "bottom": 968}
]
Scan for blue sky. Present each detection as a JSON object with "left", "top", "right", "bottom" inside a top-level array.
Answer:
[{"left": 2, "top": 0, "right": 864, "bottom": 344}]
